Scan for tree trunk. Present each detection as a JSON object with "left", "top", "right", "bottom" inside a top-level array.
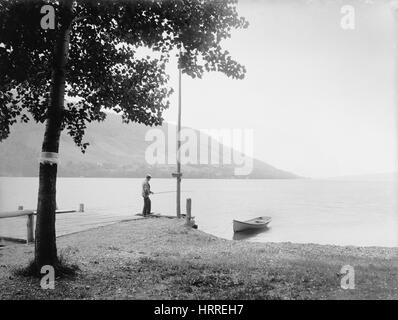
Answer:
[{"left": 35, "top": 0, "right": 73, "bottom": 270}]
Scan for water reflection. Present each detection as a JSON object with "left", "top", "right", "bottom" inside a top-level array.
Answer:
[{"left": 232, "top": 226, "right": 271, "bottom": 241}]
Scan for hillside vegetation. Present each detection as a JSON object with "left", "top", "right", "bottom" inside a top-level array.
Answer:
[{"left": 0, "top": 114, "right": 298, "bottom": 179}]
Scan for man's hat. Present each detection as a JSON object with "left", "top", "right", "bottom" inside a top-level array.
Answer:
[{"left": 146, "top": 174, "right": 152, "bottom": 178}]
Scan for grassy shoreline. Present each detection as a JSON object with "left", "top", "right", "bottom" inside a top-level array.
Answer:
[{"left": 0, "top": 217, "right": 397, "bottom": 300}]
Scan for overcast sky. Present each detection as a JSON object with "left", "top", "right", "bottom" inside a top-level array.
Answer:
[{"left": 162, "top": 0, "right": 397, "bottom": 178}]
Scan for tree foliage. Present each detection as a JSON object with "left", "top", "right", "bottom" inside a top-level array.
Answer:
[{"left": 0, "top": 0, "right": 248, "bottom": 150}]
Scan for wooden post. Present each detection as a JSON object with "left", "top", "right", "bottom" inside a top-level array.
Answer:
[
  {"left": 26, "top": 214, "right": 34, "bottom": 244},
  {"left": 20, "top": 205, "right": 34, "bottom": 244},
  {"left": 79, "top": 203, "right": 84, "bottom": 213},
  {"left": 176, "top": 50, "right": 182, "bottom": 219},
  {"left": 185, "top": 198, "right": 191, "bottom": 226}
]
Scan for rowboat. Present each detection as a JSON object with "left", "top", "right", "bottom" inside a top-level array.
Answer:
[{"left": 233, "top": 216, "right": 272, "bottom": 232}]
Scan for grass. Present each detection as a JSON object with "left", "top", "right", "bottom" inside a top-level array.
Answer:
[{"left": 1, "top": 218, "right": 397, "bottom": 300}]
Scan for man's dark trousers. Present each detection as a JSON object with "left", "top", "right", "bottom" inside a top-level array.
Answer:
[{"left": 143, "top": 196, "right": 151, "bottom": 215}]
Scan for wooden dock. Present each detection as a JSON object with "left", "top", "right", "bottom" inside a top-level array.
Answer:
[
  {"left": 0, "top": 199, "right": 194, "bottom": 245},
  {"left": 0, "top": 207, "right": 142, "bottom": 244}
]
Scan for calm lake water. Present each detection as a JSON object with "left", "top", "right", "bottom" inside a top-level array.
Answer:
[{"left": 0, "top": 177, "right": 397, "bottom": 247}]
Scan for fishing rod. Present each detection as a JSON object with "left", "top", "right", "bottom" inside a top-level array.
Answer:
[{"left": 153, "top": 190, "right": 192, "bottom": 195}]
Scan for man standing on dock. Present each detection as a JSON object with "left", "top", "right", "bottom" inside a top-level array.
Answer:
[{"left": 142, "top": 174, "right": 154, "bottom": 216}]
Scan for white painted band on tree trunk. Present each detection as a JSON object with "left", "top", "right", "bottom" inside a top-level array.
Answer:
[{"left": 39, "top": 152, "right": 59, "bottom": 165}]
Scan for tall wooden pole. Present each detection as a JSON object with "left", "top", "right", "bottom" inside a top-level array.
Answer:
[{"left": 176, "top": 55, "right": 182, "bottom": 218}]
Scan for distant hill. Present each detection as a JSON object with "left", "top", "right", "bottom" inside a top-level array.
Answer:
[
  {"left": 0, "top": 114, "right": 299, "bottom": 179},
  {"left": 325, "top": 172, "right": 397, "bottom": 181}
]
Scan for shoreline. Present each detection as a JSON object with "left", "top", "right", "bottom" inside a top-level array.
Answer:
[
  {"left": 51, "top": 217, "right": 398, "bottom": 251},
  {"left": 2, "top": 213, "right": 396, "bottom": 249},
  {"left": 1, "top": 217, "right": 397, "bottom": 299}
]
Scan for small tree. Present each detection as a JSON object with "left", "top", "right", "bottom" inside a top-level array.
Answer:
[{"left": 0, "top": 0, "right": 247, "bottom": 272}]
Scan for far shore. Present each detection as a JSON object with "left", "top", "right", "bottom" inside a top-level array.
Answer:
[{"left": 0, "top": 217, "right": 397, "bottom": 300}]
